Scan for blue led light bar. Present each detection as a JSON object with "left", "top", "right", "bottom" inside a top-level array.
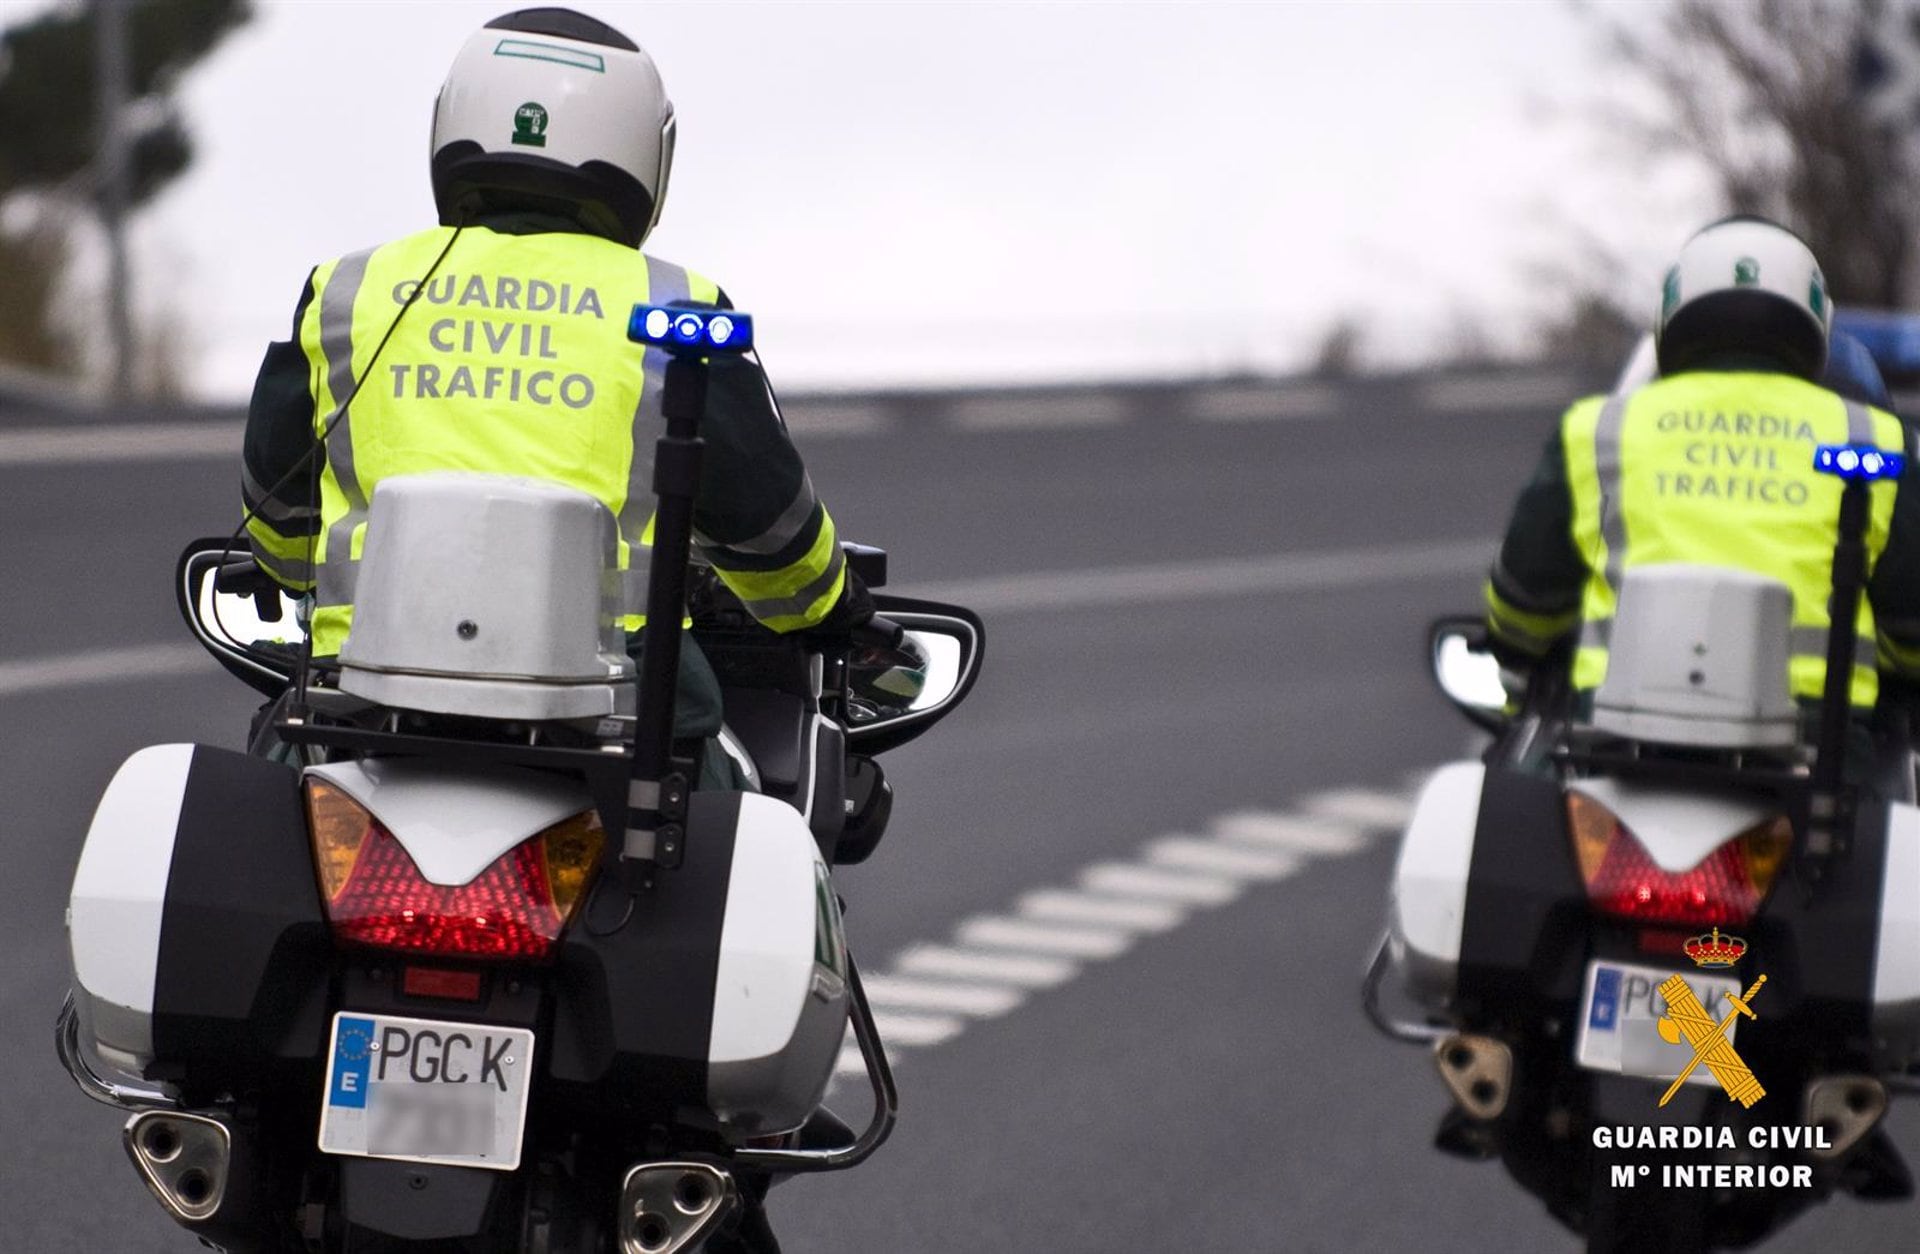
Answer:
[
  {"left": 1813, "top": 443, "right": 1905, "bottom": 482},
  {"left": 627, "top": 304, "right": 754, "bottom": 355}
]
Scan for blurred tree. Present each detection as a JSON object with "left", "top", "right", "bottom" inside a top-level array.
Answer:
[
  {"left": 1534, "top": 0, "right": 1920, "bottom": 367},
  {"left": 1308, "top": 316, "right": 1366, "bottom": 378},
  {"left": 1598, "top": 0, "right": 1917, "bottom": 308},
  {"left": 0, "top": 0, "right": 251, "bottom": 381},
  {"left": 0, "top": 211, "right": 78, "bottom": 372}
]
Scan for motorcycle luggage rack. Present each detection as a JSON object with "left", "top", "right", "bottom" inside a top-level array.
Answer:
[
  {"left": 1555, "top": 731, "right": 1814, "bottom": 796},
  {"left": 274, "top": 714, "right": 639, "bottom": 837}
]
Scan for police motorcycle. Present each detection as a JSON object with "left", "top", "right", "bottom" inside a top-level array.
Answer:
[
  {"left": 1364, "top": 441, "right": 1920, "bottom": 1253},
  {"left": 55, "top": 305, "right": 984, "bottom": 1253}
]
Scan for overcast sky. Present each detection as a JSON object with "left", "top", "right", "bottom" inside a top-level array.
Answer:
[{"left": 36, "top": 0, "right": 1712, "bottom": 399}]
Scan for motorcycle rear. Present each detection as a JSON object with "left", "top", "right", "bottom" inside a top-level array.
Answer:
[
  {"left": 1366, "top": 443, "right": 1920, "bottom": 1252},
  {"left": 56, "top": 306, "right": 985, "bottom": 1253}
]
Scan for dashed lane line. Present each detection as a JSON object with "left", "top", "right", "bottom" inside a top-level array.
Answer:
[
  {"left": 836, "top": 781, "right": 1412, "bottom": 1076},
  {"left": 0, "top": 539, "right": 1495, "bottom": 700},
  {"left": 0, "top": 420, "right": 242, "bottom": 467},
  {"left": 900, "top": 537, "right": 1491, "bottom": 616},
  {"left": 0, "top": 642, "right": 209, "bottom": 699}
]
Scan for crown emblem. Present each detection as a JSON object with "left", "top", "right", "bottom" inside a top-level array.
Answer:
[{"left": 1683, "top": 927, "right": 1748, "bottom": 968}]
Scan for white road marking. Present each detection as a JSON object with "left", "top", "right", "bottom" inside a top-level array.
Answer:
[
  {"left": 1018, "top": 889, "right": 1187, "bottom": 933},
  {"left": 1210, "top": 811, "right": 1368, "bottom": 855},
  {"left": 894, "top": 945, "right": 1080, "bottom": 988},
  {"left": 0, "top": 421, "right": 242, "bottom": 467},
  {"left": 1421, "top": 373, "right": 1580, "bottom": 413},
  {"left": 867, "top": 1011, "right": 967, "bottom": 1048},
  {"left": 1302, "top": 787, "right": 1415, "bottom": 829},
  {"left": 0, "top": 642, "right": 209, "bottom": 699},
  {"left": 782, "top": 400, "right": 892, "bottom": 436},
  {"left": 901, "top": 537, "right": 1492, "bottom": 616},
  {"left": 956, "top": 916, "right": 1135, "bottom": 959},
  {"left": 950, "top": 393, "right": 1129, "bottom": 431},
  {"left": 2, "top": 538, "right": 1492, "bottom": 698},
  {"left": 1144, "top": 835, "right": 1300, "bottom": 880},
  {"left": 1188, "top": 383, "right": 1339, "bottom": 422},
  {"left": 1080, "top": 861, "right": 1243, "bottom": 905},
  {"left": 859, "top": 976, "right": 1024, "bottom": 1017},
  {"left": 837, "top": 786, "right": 1418, "bottom": 1079}
]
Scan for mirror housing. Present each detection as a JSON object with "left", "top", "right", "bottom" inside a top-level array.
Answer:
[
  {"left": 847, "top": 597, "right": 985, "bottom": 755},
  {"left": 176, "top": 538, "right": 306, "bottom": 699}
]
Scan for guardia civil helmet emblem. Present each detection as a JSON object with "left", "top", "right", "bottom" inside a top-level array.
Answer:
[
  {"left": 1734, "top": 255, "right": 1760, "bottom": 285},
  {"left": 511, "top": 101, "right": 549, "bottom": 148}
]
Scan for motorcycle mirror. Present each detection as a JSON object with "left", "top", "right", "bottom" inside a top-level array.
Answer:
[
  {"left": 1429, "top": 618, "right": 1510, "bottom": 733},
  {"left": 847, "top": 603, "right": 985, "bottom": 755},
  {"left": 176, "top": 539, "right": 307, "bottom": 698}
]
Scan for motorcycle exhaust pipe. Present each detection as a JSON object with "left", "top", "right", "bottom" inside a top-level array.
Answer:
[
  {"left": 1802, "top": 1075, "right": 1888, "bottom": 1161},
  {"left": 618, "top": 1161, "right": 737, "bottom": 1254},
  {"left": 123, "top": 1110, "right": 232, "bottom": 1223},
  {"left": 1433, "top": 1033, "right": 1514, "bottom": 1122}
]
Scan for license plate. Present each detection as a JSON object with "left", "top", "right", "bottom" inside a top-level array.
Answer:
[
  {"left": 318, "top": 1012, "right": 535, "bottom": 1171},
  {"left": 1574, "top": 959, "right": 1742, "bottom": 1086}
]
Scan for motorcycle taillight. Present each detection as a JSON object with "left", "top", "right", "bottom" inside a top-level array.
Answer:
[
  {"left": 1565, "top": 792, "right": 1791, "bottom": 928},
  {"left": 304, "top": 779, "right": 604, "bottom": 961}
]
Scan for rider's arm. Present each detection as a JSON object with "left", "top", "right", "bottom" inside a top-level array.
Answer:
[
  {"left": 241, "top": 271, "right": 323, "bottom": 593},
  {"left": 1485, "top": 420, "right": 1587, "bottom": 659},
  {"left": 1868, "top": 440, "right": 1920, "bottom": 680},
  {"left": 691, "top": 314, "right": 868, "bottom": 633}
]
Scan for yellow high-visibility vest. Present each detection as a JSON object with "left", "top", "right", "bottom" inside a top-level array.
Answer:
[
  {"left": 268, "top": 225, "right": 712, "bottom": 656},
  {"left": 1561, "top": 372, "right": 1904, "bottom": 706}
]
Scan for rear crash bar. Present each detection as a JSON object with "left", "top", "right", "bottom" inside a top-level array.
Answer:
[{"left": 734, "top": 953, "right": 897, "bottom": 1172}]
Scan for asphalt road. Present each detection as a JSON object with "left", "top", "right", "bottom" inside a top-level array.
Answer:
[{"left": 2, "top": 377, "right": 1915, "bottom": 1252}]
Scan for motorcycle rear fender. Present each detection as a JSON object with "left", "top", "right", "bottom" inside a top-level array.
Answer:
[
  {"left": 303, "top": 758, "right": 593, "bottom": 885},
  {"left": 1388, "top": 761, "right": 1483, "bottom": 1009},
  {"left": 1874, "top": 802, "right": 1920, "bottom": 1069},
  {"left": 1566, "top": 776, "right": 1776, "bottom": 871},
  {"left": 68, "top": 744, "right": 329, "bottom": 1079}
]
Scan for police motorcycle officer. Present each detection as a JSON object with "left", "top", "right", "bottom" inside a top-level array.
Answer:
[
  {"left": 240, "top": 6, "right": 924, "bottom": 778},
  {"left": 236, "top": 14, "right": 923, "bottom": 1245},
  {"left": 1484, "top": 215, "right": 1920, "bottom": 752}
]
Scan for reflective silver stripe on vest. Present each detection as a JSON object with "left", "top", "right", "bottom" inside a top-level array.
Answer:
[
  {"left": 738, "top": 543, "right": 846, "bottom": 622},
  {"left": 617, "top": 256, "right": 693, "bottom": 617},
  {"left": 1578, "top": 395, "right": 1631, "bottom": 652},
  {"left": 697, "top": 474, "right": 820, "bottom": 558},
  {"left": 241, "top": 463, "right": 319, "bottom": 526},
  {"left": 1788, "top": 625, "right": 1877, "bottom": 675},
  {"left": 1844, "top": 398, "right": 1875, "bottom": 446},
  {"left": 315, "top": 247, "right": 377, "bottom": 607}
]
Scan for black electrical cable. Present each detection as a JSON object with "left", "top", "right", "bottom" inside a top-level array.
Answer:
[{"left": 210, "top": 222, "right": 469, "bottom": 691}]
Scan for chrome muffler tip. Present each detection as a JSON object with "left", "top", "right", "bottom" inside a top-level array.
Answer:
[
  {"left": 618, "top": 1161, "right": 737, "bottom": 1254},
  {"left": 1433, "top": 1033, "right": 1514, "bottom": 1122},
  {"left": 123, "top": 1110, "right": 231, "bottom": 1223},
  {"left": 1802, "top": 1075, "right": 1888, "bottom": 1161}
]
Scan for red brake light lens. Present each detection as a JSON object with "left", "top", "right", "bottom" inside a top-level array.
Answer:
[
  {"left": 305, "top": 780, "right": 603, "bottom": 961},
  {"left": 1565, "top": 793, "right": 1790, "bottom": 928}
]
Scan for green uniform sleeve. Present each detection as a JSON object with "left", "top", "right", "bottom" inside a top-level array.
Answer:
[
  {"left": 1869, "top": 429, "right": 1920, "bottom": 678},
  {"left": 690, "top": 299, "right": 855, "bottom": 632},
  {"left": 241, "top": 271, "right": 321, "bottom": 591},
  {"left": 1485, "top": 420, "right": 1587, "bottom": 657}
]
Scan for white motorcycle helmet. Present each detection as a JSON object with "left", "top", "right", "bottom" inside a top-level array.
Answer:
[
  {"left": 430, "top": 8, "right": 676, "bottom": 247},
  {"left": 1654, "top": 215, "right": 1832, "bottom": 380}
]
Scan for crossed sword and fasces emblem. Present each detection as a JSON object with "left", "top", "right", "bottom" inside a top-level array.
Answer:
[{"left": 1655, "top": 973, "right": 1768, "bottom": 1108}]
